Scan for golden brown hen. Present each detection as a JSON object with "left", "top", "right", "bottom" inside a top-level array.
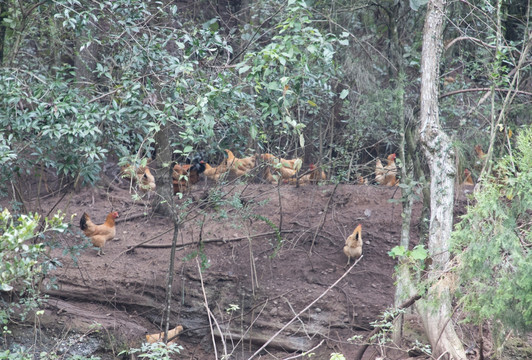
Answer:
[
  {"left": 375, "top": 153, "right": 398, "bottom": 186},
  {"left": 80, "top": 211, "right": 119, "bottom": 256},
  {"left": 343, "top": 224, "right": 362, "bottom": 266}
]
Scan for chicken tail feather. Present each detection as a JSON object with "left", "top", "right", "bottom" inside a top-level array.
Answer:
[{"left": 80, "top": 212, "right": 91, "bottom": 231}]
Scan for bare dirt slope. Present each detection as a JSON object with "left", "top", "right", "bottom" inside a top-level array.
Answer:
[{"left": 1, "top": 171, "right": 474, "bottom": 359}]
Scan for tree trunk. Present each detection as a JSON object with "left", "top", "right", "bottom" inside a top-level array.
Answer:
[
  {"left": 416, "top": 0, "right": 466, "bottom": 358},
  {"left": 392, "top": 80, "right": 415, "bottom": 346}
]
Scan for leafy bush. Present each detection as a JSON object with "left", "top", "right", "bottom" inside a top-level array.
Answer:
[
  {"left": 119, "top": 342, "right": 183, "bottom": 360},
  {"left": 0, "top": 209, "right": 68, "bottom": 328},
  {"left": 452, "top": 126, "right": 532, "bottom": 339}
]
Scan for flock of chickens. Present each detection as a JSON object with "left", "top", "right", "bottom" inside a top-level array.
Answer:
[
  {"left": 80, "top": 144, "right": 481, "bottom": 260},
  {"left": 80, "top": 151, "right": 401, "bottom": 260},
  {"left": 121, "top": 149, "right": 399, "bottom": 196}
]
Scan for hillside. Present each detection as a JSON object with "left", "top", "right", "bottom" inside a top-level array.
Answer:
[{"left": 0, "top": 171, "right": 476, "bottom": 359}]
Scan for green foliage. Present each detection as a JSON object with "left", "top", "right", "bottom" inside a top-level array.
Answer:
[
  {"left": 0, "top": 209, "right": 68, "bottom": 329},
  {"left": 452, "top": 126, "right": 532, "bottom": 337},
  {"left": 0, "top": 66, "right": 111, "bottom": 186},
  {"left": 119, "top": 342, "right": 183, "bottom": 360},
  {"left": 388, "top": 244, "right": 429, "bottom": 274},
  {"left": 329, "top": 353, "right": 346, "bottom": 360},
  {"left": 240, "top": 0, "right": 348, "bottom": 153},
  {"left": 389, "top": 244, "right": 428, "bottom": 261},
  {"left": 0, "top": 348, "right": 32, "bottom": 360},
  {"left": 0, "top": 0, "right": 351, "bottom": 189}
]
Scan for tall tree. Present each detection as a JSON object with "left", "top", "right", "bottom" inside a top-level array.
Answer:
[{"left": 416, "top": 0, "right": 466, "bottom": 358}]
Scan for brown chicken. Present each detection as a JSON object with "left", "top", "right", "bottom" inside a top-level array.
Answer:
[
  {"left": 375, "top": 153, "right": 398, "bottom": 186},
  {"left": 357, "top": 175, "right": 368, "bottom": 185},
  {"left": 203, "top": 162, "right": 229, "bottom": 181},
  {"left": 172, "top": 153, "right": 206, "bottom": 194},
  {"left": 146, "top": 325, "right": 184, "bottom": 344},
  {"left": 474, "top": 144, "right": 487, "bottom": 160},
  {"left": 80, "top": 211, "right": 119, "bottom": 256},
  {"left": 260, "top": 153, "right": 302, "bottom": 183},
  {"left": 121, "top": 164, "right": 156, "bottom": 193},
  {"left": 463, "top": 168, "right": 474, "bottom": 186},
  {"left": 286, "top": 163, "right": 326, "bottom": 185},
  {"left": 225, "top": 149, "right": 256, "bottom": 177},
  {"left": 308, "top": 163, "right": 327, "bottom": 183},
  {"left": 343, "top": 224, "right": 363, "bottom": 266}
]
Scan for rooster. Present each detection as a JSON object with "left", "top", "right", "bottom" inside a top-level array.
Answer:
[
  {"left": 172, "top": 153, "right": 206, "bottom": 194},
  {"left": 225, "top": 149, "right": 256, "bottom": 177},
  {"left": 343, "top": 224, "right": 362, "bottom": 266},
  {"left": 375, "top": 153, "right": 398, "bottom": 186},
  {"left": 80, "top": 211, "right": 119, "bottom": 256}
]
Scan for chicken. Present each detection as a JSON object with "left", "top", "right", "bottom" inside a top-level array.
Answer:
[
  {"left": 225, "top": 149, "right": 256, "bottom": 177},
  {"left": 264, "top": 166, "right": 280, "bottom": 184},
  {"left": 140, "top": 168, "right": 156, "bottom": 192},
  {"left": 172, "top": 153, "right": 206, "bottom": 194},
  {"left": 80, "top": 211, "right": 119, "bottom": 256},
  {"left": 286, "top": 163, "right": 326, "bottom": 185},
  {"left": 260, "top": 153, "right": 302, "bottom": 183},
  {"left": 146, "top": 325, "right": 184, "bottom": 344},
  {"left": 121, "top": 164, "right": 156, "bottom": 193},
  {"left": 343, "top": 224, "right": 362, "bottom": 266},
  {"left": 375, "top": 153, "right": 398, "bottom": 186},
  {"left": 308, "top": 163, "right": 326, "bottom": 183},
  {"left": 463, "top": 168, "right": 474, "bottom": 186},
  {"left": 203, "top": 162, "right": 229, "bottom": 181},
  {"left": 474, "top": 145, "right": 487, "bottom": 160}
]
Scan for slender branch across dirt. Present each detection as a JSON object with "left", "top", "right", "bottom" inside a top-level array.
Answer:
[{"left": 248, "top": 255, "right": 363, "bottom": 359}]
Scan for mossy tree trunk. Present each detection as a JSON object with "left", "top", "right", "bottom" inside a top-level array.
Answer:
[{"left": 416, "top": 0, "right": 466, "bottom": 358}]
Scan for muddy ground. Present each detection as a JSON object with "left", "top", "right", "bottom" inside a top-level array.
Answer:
[{"left": 1, "top": 167, "right": 486, "bottom": 359}]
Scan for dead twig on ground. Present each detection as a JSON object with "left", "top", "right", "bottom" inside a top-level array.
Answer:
[
  {"left": 137, "top": 229, "right": 295, "bottom": 249},
  {"left": 197, "top": 258, "right": 227, "bottom": 359}
]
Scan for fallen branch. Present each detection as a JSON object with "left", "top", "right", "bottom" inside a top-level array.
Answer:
[
  {"left": 114, "top": 212, "right": 151, "bottom": 224},
  {"left": 137, "top": 229, "right": 295, "bottom": 249},
  {"left": 439, "top": 87, "right": 532, "bottom": 100},
  {"left": 353, "top": 293, "right": 422, "bottom": 360}
]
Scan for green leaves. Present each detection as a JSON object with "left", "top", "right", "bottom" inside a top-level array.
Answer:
[
  {"left": 388, "top": 245, "right": 428, "bottom": 261},
  {"left": 409, "top": 0, "right": 429, "bottom": 11},
  {"left": 0, "top": 208, "right": 68, "bottom": 328},
  {"left": 452, "top": 126, "right": 532, "bottom": 334}
]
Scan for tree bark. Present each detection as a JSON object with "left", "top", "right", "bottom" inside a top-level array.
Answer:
[
  {"left": 392, "top": 81, "right": 415, "bottom": 346},
  {"left": 416, "top": 0, "right": 466, "bottom": 358}
]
